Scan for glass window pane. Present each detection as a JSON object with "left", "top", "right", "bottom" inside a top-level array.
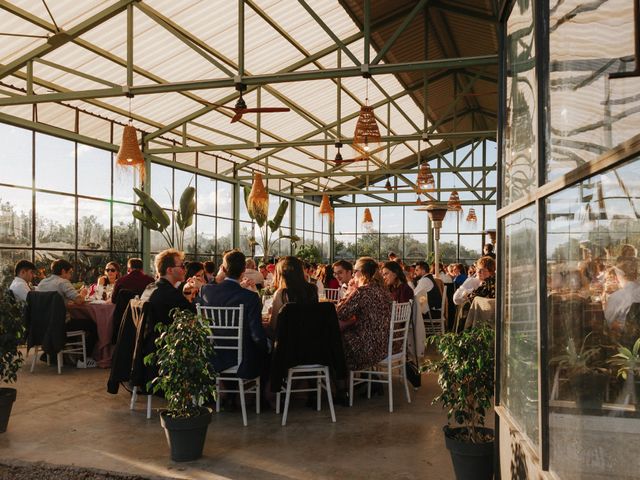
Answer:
[
  {"left": 78, "top": 198, "right": 110, "bottom": 250},
  {"left": 334, "top": 234, "right": 356, "bottom": 260},
  {"left": 175, "top": 170, "right": 195, "bottom": 210},
  {"left": 356, "top": 232, "right": 379, "bottom": 259},
  {"left": 501, "top": 204, "right": 539, "bottom": 446},
  {"left": 404, "top": 233, "right": 428, "bottom": 260},
  {"left": 439, "top": 233, "right": 458, "bottom": 264},
  {"left": 546, "top": 155, "right": 640, "bottom": 479},
  {"left": 34, "top": 250, "right": 75, "bottom": 280},
  {"left": 459, "top": 234, "right": 482, "bottom": 262},
  {"left": 0, "top": 124, "right": 32, "bottom": 187},
  {"left": 150, "top": 163, "right": 173, "bottom": 209},
  {"left": 304, "top": 203, "right": 314, "bottom": 231},
  {"left": 197, "top": 176, "right": 216, "bottom": 216},
  {"left": 503, "top": 2, "right": 537, "bottom": 205},
  {"left": 380, "top": 233, "right": 403, "bottom": 260},
  {"left": 78, "top": 145, "right": 111, "bottom": 199},
  {"left": 112, "top": 202, "right": 139, "bottom": 252},
  {"left": 217, "top": 181, "right": 233, "bottom": 218},
  {"left": 357, "top": 207, "right": 379, "bottom": 234},
  {"left": 217, "top": 218, "right": 233, "bottom": 254},
  {"left": 35, "top": 133, "right": 75, "bottom": 194},
  {"left": 294, "top": 200, "right": 304, "bottom": 233},
  {"left": 150, "top": 210, "right": 173, "bottom": 253},
  {"left": 113, "top": 155, "right": 137, "bottom": 203},
  {"left": 239, "top": 185, "right": 252, "bottom": 222},
  {"left": 76, "top": 251, "right": 112, "bottom": 285},
  {"left": 0, "top": 186, "right": 32, "bottom": 247},
  {"left": 380, "top": 206, "right": 404, "bottom": 233},
  {"left": 405, "top": 206, "right": 427, "bottom": 233},
  {"left": 484, "top": 204, "right": 497, "bottom": 230},
  {"left": 35, "top": 192, "right": 75, "bottom": 249},
  {"left": 0, "top": 249, "right": 31, "bottom": 286},
  {"left": 239, "top": 222, "right": 253, "bottom": 256},
  {"left": 335, "top": 207, "right": 356, "bottom": 234},
  {"left": 196, "top": 215, "right": 215, "bottom": 255}
]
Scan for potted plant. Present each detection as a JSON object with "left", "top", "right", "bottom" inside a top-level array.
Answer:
[
  {"left": 608, "top": 337, "right": 640, "bottom": 406},
  {"left": 145, "top": 308, "right": 217, "bottom": 461},
  {"left": 424, "top": 326, "right": 495, "bottom": 480},
  {"left": 0, "top": 291, "right": 25, "bottom": 433},
  {"left": 550, "top": 333, "right": 608, "bottom": 410}
]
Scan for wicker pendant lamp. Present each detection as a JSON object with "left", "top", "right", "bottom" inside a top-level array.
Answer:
[
  {"left": 466, "top": 207, "right": 478, "bottom": 224},
  {"left": 353, "top": 106, "right": 381, "bottom": 153},
  {"left": 248, "top": 172, "right": 269, "bottom": 225},
  {"left": 116, "top": 122, "right": 145, "bottom": 180},
  {"left": 384, "top": 175, "right": 392, "bottom": 191},
  {"left": 447, "top": 190, "right": 462, "bottom": 211},
  {"left": 417, "top": 163, "right": 435, "bottom": 192},
  {"left": 318, "top": 193, "right": 334, "bottom": 220},
  {"left": 362, "top": 207, "right": 374, "bottom": 230}
]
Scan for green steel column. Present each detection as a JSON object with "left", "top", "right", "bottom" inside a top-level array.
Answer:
[
  {"left": 232, "top": 178, "right": 241, "bottom": 248},
  {"left": 142, "top": 135, "right": 151, "bottom": 271}
]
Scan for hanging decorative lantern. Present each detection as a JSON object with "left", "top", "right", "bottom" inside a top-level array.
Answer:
[
  {"left": 447, "top": 189, "right": 462, "bottom": 211},
  {"left": 116, "top": 122, "right": 145, "bottom": 180},
  {"left": 466, "top": 207, "right": 478, "bottom": 224},
  {"left": 353, "top": 105, "right": 381, "bottom": 153},
  {"left": 318, "top": 193, "right": 334, "bottom": 221},
  {"left": 416, "top": 195, "right": 422, "bottom": 206},
  {"left": 417, "top": 163, "right": 435, "bottom": 192},
  {"left": 384, "top": 175, "right": 392, "bottom": 192},
  {"left": 248, "top": 172, "right": 269, "bottom": 226},
  {"left": 362, "top": 207, "right": 374, "bottom": 230}
]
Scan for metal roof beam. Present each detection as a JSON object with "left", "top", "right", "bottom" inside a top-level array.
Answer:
[
  {"left": 429, "top": 1, "right": 498, "bottom": 24},
  {"left": 0, "top": 55, "right": 497, "bottom": 106},
  {"left": 295, "top": 187, "right": 496, "bottom": 196},
  {"left": 0, "top": 0, "right": 136, "bottom": 80},
  {"left": 372, "top": 0, "right": 429, "bottom": 64}
]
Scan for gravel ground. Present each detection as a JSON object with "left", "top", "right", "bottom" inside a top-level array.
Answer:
[{"left": 0, "top": 462, "right": 172, "bottom": 480}]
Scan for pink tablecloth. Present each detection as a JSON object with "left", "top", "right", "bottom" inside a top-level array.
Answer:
[{"left": 68, "top": 302, "right": 116, "bottom": 368}]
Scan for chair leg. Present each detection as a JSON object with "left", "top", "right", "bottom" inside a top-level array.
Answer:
[
  {"left": 348, "top": 371, "right": 354, "bottom": 407},
  {"left": 367, "top": 372, "right": 372, "bottom": 399},
  {"left": 276, "top": 392, "right": 281, "bottom": 415},
  {"left": 324, "top": 367, "right": 336, "bottom": 423},
  {"left": 215, "top": 378, "right": 221, "bottom": 413},
  {"left": 146, "top": 394, "right": 152, "bottom": 419},
  {"left": 388, "top": 366, "right": 394, "bottom": 413},
  {"left": 281, "top": 370, "right": 293, "bottom": 426},
  {"left": 81, "top": 332, "right": 87, "bottom": 365},
  {"left": 57, "top": 352, "right": 63, "bottom": 375},
  {"left": 402, "top": 363, "right": 411, "bottom": 404},
  {"left": 30, "top": 347, "right": 38, "bottom": 373},
  {"left": 238, "top": 380, "right": 248, "bottom": 427},
  {"left": 130, "top": 386, "right": 138, "bottom": 410},
  {"left": 255, "top": 377, "right": 261, "bottom": 415},
  {"left": 317, "top": 376, "right": 321, "bottom": 411}
]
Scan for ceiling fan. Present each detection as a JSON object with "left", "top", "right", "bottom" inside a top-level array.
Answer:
[
  {"left": 309, "top": 142, "right": 387, "bottom": 166},
  {"left": 205, "top": 85, "right": 290, "bottom": 123}
]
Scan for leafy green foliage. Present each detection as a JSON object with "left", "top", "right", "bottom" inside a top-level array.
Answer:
[
  {"left": 175, "top": 186, "right": 196, "bottom": 251},
  {"left": 424, "top": 326, "right": 494, "bottom": 443},
  {"left": 550, "top": 333, "right": 606, "bottom": 375},
  {"left": 296, "top": 243, "right": 322, "bottom": 263},
  {"left": 0, "top": 292, "right": 25, "bottom": 384},
  {"left": 242, "top": 189, "right": 292, "bottom": 260},
  {"left": 608, "top": 337, "right": 640, "bottom": 380},
  {"left": 145, "top": 308, "right": 217, "bottom": 418}
]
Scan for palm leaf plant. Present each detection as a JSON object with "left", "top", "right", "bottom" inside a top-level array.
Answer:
[{"left": 608, "top": 337, "right": 640, "bottom": 380}]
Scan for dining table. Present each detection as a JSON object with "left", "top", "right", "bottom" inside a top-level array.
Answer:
[{"left": 68, "top": 300, "right": 117, "bottom": 368}]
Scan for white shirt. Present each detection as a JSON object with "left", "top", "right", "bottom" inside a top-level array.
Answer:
[
  {"left": 412, "top": 275, "right": 435, "bottom": 315},
  {"left": 438, "top": 272, "right": 453, "bottom": 284},
  {"left": 453, "top": 276, "right": 482, "bottom": 306},
  {"left": 9, "top": 277, "right": 31, "bottom": 302},
  {"left": 604, "top": 281, "right": 640, "bottom": 328}
]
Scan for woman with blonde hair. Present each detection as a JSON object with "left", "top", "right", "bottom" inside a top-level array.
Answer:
[{"left": 336, "top": 257, "right": 392, "bottom": 372}]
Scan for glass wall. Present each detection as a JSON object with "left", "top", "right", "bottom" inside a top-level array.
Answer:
[
  {"left": 295, "top": 201, "right": 329, "bottom": 261},
  {"left": 0, "top": 124, "right": 140, "bottom": 286}
]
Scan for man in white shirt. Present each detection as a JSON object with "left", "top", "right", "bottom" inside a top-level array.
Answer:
[
  {"left": 332, "top": 259, "right": 353, "bottom": 299},
  {"left": 9, "top": 259, "right": 36, "bottom": 302},
  {"left": 413, "top": 261, "right": 437, "bottom": 315}
]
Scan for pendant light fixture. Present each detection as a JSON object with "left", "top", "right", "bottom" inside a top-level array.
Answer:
[
  {"left": 247, "top": 172, "right": 269, "bottom": 226},
  {"left": 362, "top": 207, "right": 374, "bottom": 231},
  {"left": 116, "top": 95, "right": 145, "bottom": 181},
  {"left": 447, "top": 189, "right": 462, "bottom": 212},
  {"left": 466, "top": 207, "right": 478, "bottom": 224},
  {"left": 384, "top": 175, "right": 392, "bottom": 191},
  {"left": 353, "top": 77, "right": 381, "bottom": 153},
  {"left": 318, "top": 193, "right": 334, "bottom": 221}
]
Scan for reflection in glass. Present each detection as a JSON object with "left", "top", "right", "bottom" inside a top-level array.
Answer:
[
  {"left": 501, "top": 204, "right": 539, "bottom": 446},
  {"left": 78, "top": 198, "right": 110, "bottom": 250},
  {"left": 112, "top": 202, "right": 139, "bottom": 252},
  {"left": 35, "top": 192, "right": 75, "bottom": 249},
  {"left": 35, "top": 133, "right": 75, "bottom": 194},
  {"left": 0, "top": 186, "right": 32, "bottom": 247},
  {"left": 0, "top": 124, "right": 32, "bottom": 187},
  {"left": 503, "top": 1, "right": 537, "bottom": 204},
  {"left": 547, "top": 155, "right": 640, "bottom": 479}
]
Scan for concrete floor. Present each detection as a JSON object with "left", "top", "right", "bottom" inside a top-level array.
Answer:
[{"left": 1, "top": 356, "right": 455, "bottom": 480}]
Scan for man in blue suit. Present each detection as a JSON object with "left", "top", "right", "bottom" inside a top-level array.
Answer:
[{"left": 198, "top": 250, "right": 270, "bottom": 381}]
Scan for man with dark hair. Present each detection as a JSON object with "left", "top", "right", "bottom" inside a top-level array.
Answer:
[
  {"left": 412, "top": 260, "right": 441, "bottom": 318},
  {"left": 203, "top": 260, "right": 217, "bottom": 283},
  {"left": 332, "top": 259, "right": 353, "bottom": 298},
  {"left": 141, "top": 249, "right": 201, "bottom": 326},
  {"left": 199, "top": 250, "right": 270, "bottom": 382},
  {"left": 111, "top": 257, "right": 155, "bottom": 302},
  {"left": 9, "top": 259, "right": 36, "bottom": 302},
  {"left": 483, "top": 243, "right": 496, "bottom": 259}
]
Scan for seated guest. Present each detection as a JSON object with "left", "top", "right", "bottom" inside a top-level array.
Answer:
[
  {"left": 382, "top": 261, "right": 414, "bottom": 303},
  {"left": 317, "top": 264, "right": 340, "bottom": 290},
  {"left": 111, "top": 257, "right": 155, "bottom": 303},
  {"left": 452, "top": 263, "right": 468, "bottom": 290},
  {"left": 198, "top": 250, "right": 270, "bottom": 381},
  {"left": 605, "top": 257, "right": 640, "bottom": 333},
  {"left": 468, "top": 256, "right": 496, "bottom": 302},
  {"left": 141, "top": 249, "right": 201, "bottom": 326},
  {"left": 243, "top": 258, "right": 265, "bottom": 290},
  {"left": 413, "top": 261, "right": 442, "bottom": 317},
  {"left": 332, "top": 259, "right": 354, "bottom": 299},
  {"left": 88, "top": 261, "right": 121, "bottom": 300},
  {"left": 36, "top": 259, "right": 97, "bottom": 367},
  {"left": 177, "top": 261, "right": 205, "bottom": 294},
  {"left": 303, "top": 262, "right": 324, "bottom": 297},
  {"left": 203, "top": 260, "right": 217, "bottom": 284},
  {"left": 269, "top": 256, "right": 318, "bottom": 334},
  {"left": 483, "top": 243, "right": 496, "bottom": 259},
  {"left": 336, "top": 257, "right": 393, "bottom": 372},
  {"left": 9, "top": 259, "right": 36, "bottom": 303}
]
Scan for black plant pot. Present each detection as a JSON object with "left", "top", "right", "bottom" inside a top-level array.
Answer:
[
  {"left": 569, "top": 372, "right": 608, "bottom": 411},
  {"left": 160, "top": 407, "right": 212, "bottom": 462},
  {"left": 0, "top": 388, "right": 17, "bottom": 433},
  {"left": 444, "top": 426, "right": 494, "bottom": 480}
]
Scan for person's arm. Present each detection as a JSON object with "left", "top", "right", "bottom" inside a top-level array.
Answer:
[
  {"left": 62, "top": 280, "right": 85, "bottom": 304},
  {"left": 413, "top": 277, "right": 432, "bottom": 313},
  {"left": 453, "top": 277, "right": 481, "bottom": 305}
]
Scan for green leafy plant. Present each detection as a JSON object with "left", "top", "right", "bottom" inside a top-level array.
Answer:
[
  {"left": 296, "top": 243, "right": 321, "bottom": 263},
  {"left": 0, "top": 292, "right": 25, "bottom": 384},
  {"left": 243, "top": 186, "right": 300, "bottom": 261},
  {"left": 144, "top": 308, "right": 217, "bottom": 418},
  {"left": 550, "top": 333, "right": 606, "bottom": 375},
  {"left": 608, "top": 337, "right": 640, "bottom": 380},
  {"left": 132, "top": 185, "right": 196, "bottom": 251},
  {"left": 424, "top": 326, "right": 494, "bottom": 443}
]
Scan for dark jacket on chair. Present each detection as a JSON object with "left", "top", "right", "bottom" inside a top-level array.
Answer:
[
  {"left": 270, "top": 302, "right": 347, "bottom": 392},
  {"left": 111, "top": 289, "right": 137, "bottom": 345},
  {"left": 144, "top": 278, "right": 195, "bottom": 326},
  {"left": 24, "top": 291, "right": 67, "bottom": 355},
  {"left": 198, "top": 278, "right": 269, "bottom": 379}
]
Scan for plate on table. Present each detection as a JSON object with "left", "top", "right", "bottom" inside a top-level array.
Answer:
[{"left": 89, "top": 299, "right": 107, "bottom": 304}]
